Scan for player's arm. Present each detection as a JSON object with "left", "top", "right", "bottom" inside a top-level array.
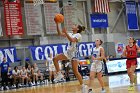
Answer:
[
  {"left": 62, "top": 28, "right": 77, "bottom": 42},
  {"left": 94, "top": 47, "right": 105, "bottom": 61},
  {"left": 55, "top": 19, "right": 66, "bottom": 37}
]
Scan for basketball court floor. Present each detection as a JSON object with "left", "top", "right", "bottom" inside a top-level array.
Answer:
[{"left": 1, "top": 72, "right": 140, "bottom": 93}]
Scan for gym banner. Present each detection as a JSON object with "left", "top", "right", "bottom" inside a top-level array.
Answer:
[
  {"left": 125, "top": 1, "right": 139, "bottom": 30},
  {"left": 115, "top": 43, "right": 124, "bottom": 56},
  {"left": 3, "top": 0, "right": 24, "bottom": 36},
  {"left": 90, "top": 13, "right": 108, "bottom": 28},
  {"left": 29, "top": 42, "right": 95, "bottom": 60},
  {"left": 0, "top": 47, "right": 17, "bottom": 63},
  {"left": 44, "top": 1, "right": 60, "bottom": 34},
  {"left": 24, "top": 2, "right": 43, "bottom": 35},
  {"left": 107, "top": 58, "right": 140, "bottom": 73}
]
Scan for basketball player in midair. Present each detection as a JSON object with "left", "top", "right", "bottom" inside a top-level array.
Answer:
[{"left": 53, "top": 17, "right": 88, "bottom": 93}]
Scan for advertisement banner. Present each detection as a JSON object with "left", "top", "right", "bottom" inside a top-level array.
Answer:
[
  {"left": 3, "top": 0, "right": 24, "bottom": 36},
  {"left": 24, "top": 2, "right": 43, "bottom": 35},
  {"left": 106, "top": 58, "right": 140, "bottom": 73},
  {"left": 44, "top": 2, "right": 60, "bottom": 34},
  {"left": 90, "top": 13, "right": 108, "bottom": 28},
  {"left": 125, "top": 1, "right": 139, "bottom": 30},
  {"left": 115, "top": 43, "right": 124, "bottom": 56},
  {"left": 0, "top": 47, "right": 17, "bottom": 63},
  {"left": 29, "top": 42, "right": 95, "bottom": 60}
]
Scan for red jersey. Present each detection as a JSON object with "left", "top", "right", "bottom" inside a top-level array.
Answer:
[{"left": 126, "top": 44, "right": 137, "bottom": 58}]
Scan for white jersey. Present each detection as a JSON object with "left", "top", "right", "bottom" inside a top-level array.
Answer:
[
  {"left": 20, "top": 69, "right": 27, "bottom": 76},
  {"left": 46, "top": 57, "right": 54, "bottom": 67},
  {"left": 65, "top": 33, "right": 82, "bottom": 59},
  {"left": 91, "top": 46, "right": 104, "bottom": 72},
  {"left": 12, "top": 70, "right": 20, "bottom": 75},
  {"left": 92, "top": 46, "right": 102, "bottom": 62}
]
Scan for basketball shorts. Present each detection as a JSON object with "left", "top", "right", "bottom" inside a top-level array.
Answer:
[
  {"left": 126, "top": 59, "right": 137, "bottom": 69},
  {"left": 90, "top": 61, "right": 104, "bottom": 73},
  {"left": 64, "top": 49, "right": 79, "bottom": 60}
]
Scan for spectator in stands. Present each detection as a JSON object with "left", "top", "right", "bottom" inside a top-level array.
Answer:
[
  {"left": 27, "top": 65, "right": 34, "bottom": 86},
  {"left": 0, "top": 57, "right": 10, "bottom": 90},
  {"left": 20, "top": 66, "right": 28, "bottom": 86},
  {"left": 33, "top": 63, "right": 39, "bottom": 84},
  {"left": 37, "top": 70, "right": 44, "bottom": 84},
  {"left": 31, "top": 65, "right": 36, "bottom": 85},
  {"left": 46, "top": 53, "right": 56, "bottom": 83},
  {"left": 12, "top": 66, "right": 21, "bottom": 88}
]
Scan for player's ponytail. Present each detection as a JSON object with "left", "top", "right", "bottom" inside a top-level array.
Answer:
[{"left": 77, "top": 25, "right": 85, "bottom": 33}]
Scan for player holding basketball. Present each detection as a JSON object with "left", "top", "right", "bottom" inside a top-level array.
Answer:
[
  {"left": 87, "top": 39, "right": 106, "bottom": 93},
  {"left": 53, "top": 16, "right": 87, "bottom": 93},
  {"left": 122, "top": 37, "right": 140, "bottom": 91}
]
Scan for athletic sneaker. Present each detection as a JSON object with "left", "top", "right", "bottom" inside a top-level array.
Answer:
[
  {"left": 53, "top": 73, "right": 64, "bottom": 83},
  {"left": 12, "top": 84, "right": 16, "bottom": 88},
  {"left": 6, "top": 86, "right": 9, "bottom": 90},
  {"left": 128, "top": 85, "right": 134, "bottom": 91},
  {"left": 101, "top": 88, "right": 106, "bottom": 93},
  {"left": 49, "top": 81, "right": 52, "bottom": 84},
  {"left": 82, "top": 84, "right": 88, "bottom": 93},
  {"left": 1, "top": 86, "right": 4, "bottom": 91},
  {"left": 88, "top": 89, "right": 93, "bottom": 93}
]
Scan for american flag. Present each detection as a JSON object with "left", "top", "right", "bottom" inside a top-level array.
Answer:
[{"left": 94, "top": 0, "right": 110, "bottom": 13}]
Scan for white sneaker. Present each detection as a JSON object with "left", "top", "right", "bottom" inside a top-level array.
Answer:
[
  {"left": 1, "top": 86, "right": 4, "bottom": 91},
  {"left": 82, "top": 84, "right": 88, "bottom": 93},
  {"left": 6, "top": 86, "right": 9, "bottom": 90},
  {"left": 41, "top": 81, "right": 44, "bottom": 84},
  {"left": 101, "top": 89, "right": 106, "bottom": 93},
  {"left": 12, "top": 85, "right": 16, "bottom": 88},
  {"left": 53, "top": 73, "right": 64, "bottom": 83},
  {"left": 49, "top": 81, "right": 52, "bottom": 84},
  {"left": 32, "top": 82, "right": 36, "bottom": 86},
  {"left": 37, "top": 82, "right": 40, "bottom": 85}
]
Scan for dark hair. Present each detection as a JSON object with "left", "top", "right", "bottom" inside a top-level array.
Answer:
[
  {"left": 100, "top": 39, "right": 103, "bottom": 45},
  {"left": 133, "top": 38, "right": 136, "bottom": 44},
  {"left": 14, "top": 66, "right": 18, "bottom": 70},
  {"left": 77, "top": 25, "right": 85, "bottom": 33}
]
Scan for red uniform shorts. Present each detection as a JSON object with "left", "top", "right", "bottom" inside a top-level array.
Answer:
[{"left": 126, "top": 59, "right": 137, "bottom": 69}]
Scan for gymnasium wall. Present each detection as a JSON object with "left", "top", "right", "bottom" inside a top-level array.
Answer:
[{"left": 0, "top": 0, "right": 140, "bottom": 60}]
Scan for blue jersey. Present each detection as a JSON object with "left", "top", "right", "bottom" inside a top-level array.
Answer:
[{"left": 1, "top": 62, "right": 9, "bottom": 73}]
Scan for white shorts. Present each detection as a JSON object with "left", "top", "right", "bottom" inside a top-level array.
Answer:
[
  {"left": 90, "top": 61, "right": 104, "bottom": 73},
  {"left": 49, "top": 67, "right": 56, "bottom": 71},
  {"left": 64, "top": 49, "right": 78, "bottom": 60}
]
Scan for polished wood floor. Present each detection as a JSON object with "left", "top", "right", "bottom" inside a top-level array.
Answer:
[{"left": 2, "top": 73, "right": 140, "bottom": 93}]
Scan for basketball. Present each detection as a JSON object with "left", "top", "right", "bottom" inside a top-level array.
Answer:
[{"left": 54, "top": 14, "right": 64, "bottom": 23}]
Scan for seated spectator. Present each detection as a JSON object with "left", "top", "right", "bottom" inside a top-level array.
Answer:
[
  {"left": 12, "top": 66, "right": 21, "bottom": 87},
  {"left": 20, "top": 66, "right": 28, "bottom": 86},
  {"left": 27, "top": 65, "right": 34, "bottom": 86},
  {"left": 33, "top": 63, "right": 39, "bottom": 84},
  {"left": 31, "top": 65, "right": 36, "bottom": 85},
  {"left": 37, "top": 70, "right": 44, "bottom": 84}
]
